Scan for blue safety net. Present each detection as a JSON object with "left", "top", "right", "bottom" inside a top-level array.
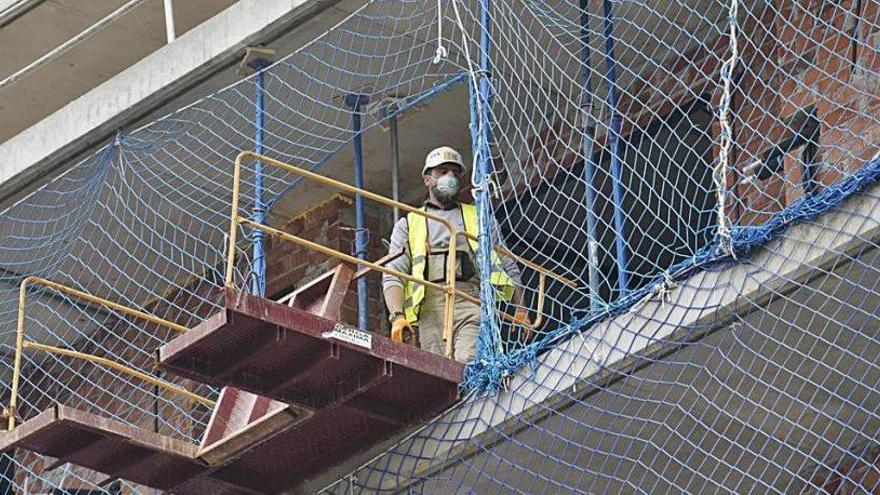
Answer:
[{"left": 0, "top": 0, "right": 880, "bottom": 492}]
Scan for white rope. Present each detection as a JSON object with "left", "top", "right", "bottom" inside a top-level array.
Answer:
[
  {"left": 715, "top": 0, "right": 739, "bottom": 251},
  {"left": 657, "top": 271, "right": 677, "bottom": 306},
  {"left": 448, "top": 0, "right": 490, "bottom": 190},
  {"left": 432, "top": 0, "right": 448, "bottom": 64}
]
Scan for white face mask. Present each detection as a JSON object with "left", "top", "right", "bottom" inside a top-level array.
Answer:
[{"left": 434, "top": 174, "right": 460, "bottom": 199}]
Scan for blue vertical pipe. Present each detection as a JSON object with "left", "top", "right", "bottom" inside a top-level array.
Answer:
[
  {"left": 473, "top": 0, "right": 501, "bottom": 360},
  {"left": 602, "top": 0, "right": 629, "bottom": 297},
  {"left": 345, "top": 93, "right": 370, "bottom": 331},
  {"left": 250, "top": 58, "right": 269, "bottom": 297},
  {"left": 579, "top": 0, "right": 602, "bottom": 310}
]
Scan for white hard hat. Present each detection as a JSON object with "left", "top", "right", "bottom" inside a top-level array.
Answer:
[{"left": 423, "top": 146, "right": 464, "bottom": 175}]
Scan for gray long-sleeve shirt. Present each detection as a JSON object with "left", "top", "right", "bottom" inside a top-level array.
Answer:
[{"left": 382, "top": 202, "right": 522, "bottom": 291}]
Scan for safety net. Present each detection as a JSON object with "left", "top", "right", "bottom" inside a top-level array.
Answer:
[{"left": 1, "top": 0, "right": 879, "bottom": 492}]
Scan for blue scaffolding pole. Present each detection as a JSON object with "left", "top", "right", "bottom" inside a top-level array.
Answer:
[
  {"left": 580, "top": 0, "right": 602, "bottom": 310},
  {"left": 473, "top": 0, "right": 502, "bottom": 361},
  {"left": 602, "top": 0, "right": 629, "bottom": 296},
  {"left": 345, "top": 93, "right": 370, "bottom": 332},
  {"left": 250, "top": 57, "right": 270, "bottom": 297}
]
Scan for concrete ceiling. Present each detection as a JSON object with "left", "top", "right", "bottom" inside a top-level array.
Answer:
[
  {"left": 252, "top": 0, "right": 731, "bottom": 220},
  {"left": 1, "top": 0, "right": 732, "bottom": 224},
  {"left": 0, "top": 0, "right": 237, "bottom": 142}
]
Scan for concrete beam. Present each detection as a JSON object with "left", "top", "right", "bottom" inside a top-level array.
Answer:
[
  {"left": 0, "top": 0, "right": 338, "bottom": 209},
  {"left": 0, "top": 0, "right": 43, "bottom": 28},
  {"left": 310, "top": 180, "right": 880, "bottom": 493}
]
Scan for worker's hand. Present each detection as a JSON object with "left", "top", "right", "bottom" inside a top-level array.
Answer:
[
  {"left": 512, "top": 307, "right": 533, "bottom": 341},
  {"left": 391, "top": 316, "right": 415, "bottom": 344},
  {"left": 513, "top": 307, "right": 531, "bottom": 326}
]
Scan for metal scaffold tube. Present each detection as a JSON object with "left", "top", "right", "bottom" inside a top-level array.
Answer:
[
  {"left": 390, "top": 113, "right": 401, "bottom": 222},
  {"left": 602, "top": 0, "right": 629, "bottom": 296},
  {"left": 473, "top": 0, "right": 501, "bottom": 360},
  {"left": 250, "top": 55, "right": 271, "bottom": 297},
  {"left": 580, "top": 0, "right": 603, "bottom": 310},
  {"left": 345, "top": 94, "right": 371, "bottom": 332}
]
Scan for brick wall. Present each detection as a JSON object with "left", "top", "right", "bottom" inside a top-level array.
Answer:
[
  {"left": 264, "top": 194, "right": 390, "bottom": 333},
  {"left": 729, "top": 0, "right": 880, "bottom": 224},
  {"left": 521, "top": 1, "right": 880, "bottom": 228}
]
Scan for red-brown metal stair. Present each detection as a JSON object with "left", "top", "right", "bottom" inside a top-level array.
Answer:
[
  {"left": 157, "top": 285, "right": 463, "bottom": 489},
  {"left": 0, "top": 263, "right": 463, "bottom": 493}
]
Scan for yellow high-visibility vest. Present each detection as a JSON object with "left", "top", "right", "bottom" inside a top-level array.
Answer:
[{"left": 403, "top": 203, "right": 515, "bottom": 325}]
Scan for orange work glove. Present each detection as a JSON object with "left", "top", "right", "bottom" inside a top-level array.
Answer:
[
  {"left": 391, "top": 315, "right": 415, "bottom": 343},
  {"left": 512, "top": 307, "right": 532, "bottom": 340},
  {"left": 513, "top": 307, "right": 531, "bottom": 326}
]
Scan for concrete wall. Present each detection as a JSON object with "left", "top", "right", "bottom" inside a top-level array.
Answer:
[{"left": 264, "top": 194, "right": 390, "bottom": 333}]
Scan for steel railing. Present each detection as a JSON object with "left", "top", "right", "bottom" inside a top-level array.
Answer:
[
  {"left": 8, "top": 276, "right": 213, "bottom": 431},
  {"left": 227, "top": 151, "right": 577, "bottom": 358}
]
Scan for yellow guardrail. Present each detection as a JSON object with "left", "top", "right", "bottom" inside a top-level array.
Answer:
[
  {"left": 8, "top": 276, "right": 214, "bottom": 431},
  {"left": 228, "top": 151, "right": 576, "bottom": 358}
]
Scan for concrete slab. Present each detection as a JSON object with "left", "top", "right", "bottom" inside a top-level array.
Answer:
[
  {"left": 0, "top": 0, "right": 237, "bottom": 141},
  {"left": 0, "top": 0, "right": 41, "bottom": 27},
  {"left": 0, "top": 0, "right": 342, "bottom": 208}
]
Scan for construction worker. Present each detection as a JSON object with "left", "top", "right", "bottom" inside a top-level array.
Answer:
[{"left": 382, "top": 146, "right": 529, "bottom": 363}]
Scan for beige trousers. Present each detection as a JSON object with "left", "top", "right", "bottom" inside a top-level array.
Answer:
[{"left": 417, "top": 280, "right": 481, "bottom": 363}]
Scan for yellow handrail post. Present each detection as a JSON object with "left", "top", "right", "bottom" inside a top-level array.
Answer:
[
  {"left": 226, "top": 155, "right": 242, "bottom": 287},
  {"left": 444, "top": 244, "right": 457, "bottom": 359},
  {"left": 9, "top": 278, "right": 29, "bottom": 431}
]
